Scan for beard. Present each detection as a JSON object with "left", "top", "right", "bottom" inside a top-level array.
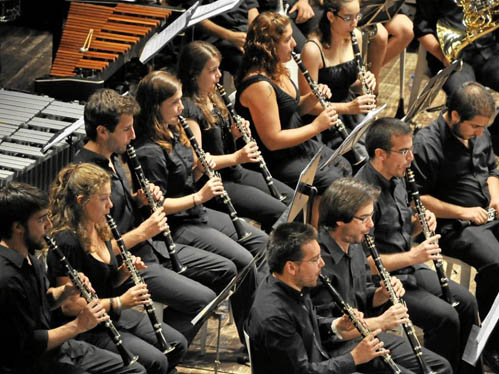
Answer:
[{"left": 22, "top": 227, "right": 44, "bottom": 255}]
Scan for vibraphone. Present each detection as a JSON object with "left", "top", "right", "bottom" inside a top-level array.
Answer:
[
  {"left": 0, "top": 89, "right": 85, "bottom": 191},
  {"left": 35, "top": 1, "right": 171, "bottom": 101}
]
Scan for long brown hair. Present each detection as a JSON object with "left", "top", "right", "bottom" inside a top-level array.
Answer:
[
  {"left": 318, "top": 0, "right": 356, "bottom": 49},
  {"left": 134, "top": 70, "right": 190, "bottom": 152},
  {"left": 177, "top": 41, "right": 228, "bottom": 129},
  {"left": 237, "top": 11, "right": 291, "bottom": 85},
  {"left": 49, "top": 163, "right": 111, "bottom": 252}
]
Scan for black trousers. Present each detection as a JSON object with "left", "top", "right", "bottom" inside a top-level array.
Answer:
[
  {"left": 34, "top": 339, "right": 146, "bottom": 374},
  {"left": 440, "top": 220, "right": 499, "bottom": 352},
  {"left": 402, "top": 266, "right": 481, "bottom": 374},
  {"left": 171, "top": 208, "right": 268, "bottom": 341},
  {"left": 203, "top": 167, "right": 293, "bottom": 232},
  {"left": 81, "top": 309, "right": 187, "bottom": 374},
  {"left": 356, "top": 332, "right": 452, "bottom": 374}
]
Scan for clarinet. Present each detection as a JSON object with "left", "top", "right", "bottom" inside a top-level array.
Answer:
[
  {"left": 106, "top": 215, "right": 175, "bottom": 354},
  {"left": 215, "top": 83, "right": 286, "bottom": 202},
  {"left": 318, "top": 273, "right": 402, "bottom": 374},
  {"left": 44, "top": 235, "right": 139, "bottom": 366},
  {"left": 178, "top": 115, "right": 252, "bottom": 242},
  {"left": 406, "top": 168, "right": 459, "bottom": 307},
  {"left": 364, "top": 235, "right": 437, "bottom": 374},
  {"left": 351, "top": 31, "right": 374, "bottom": 97},
  {"left": 291, "top": 51, "right": 366, "bottom": 166},
  {"left": 126, "top": 144, "right": 187, "bottom": 274}
]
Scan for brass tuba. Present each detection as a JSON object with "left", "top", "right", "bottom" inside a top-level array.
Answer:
[{"left": 437, "top": 0, "right": 499, "bottom": 63}]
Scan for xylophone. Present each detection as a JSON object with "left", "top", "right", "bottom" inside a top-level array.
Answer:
[
  {"left": 0, "top": 89, "right": 85, "bottom": 191},
  {"left": 35, "top": 1, "right": 171, "bottom": 101}
]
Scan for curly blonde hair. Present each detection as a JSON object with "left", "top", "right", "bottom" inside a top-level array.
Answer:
[{"left": 49, "top": 163, "right": 111, "bottom": 252}]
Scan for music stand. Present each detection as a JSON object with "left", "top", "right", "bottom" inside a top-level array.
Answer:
[
  {"left": 402, "top": 59, "right": 462, "bottom": 124},
  {"left": 272, "top": 147, "right": 324, "bottom": 227},
  {"left": 190, "top": 250, "right": 265, "bottom": 373},
  {"left": 320, "top": 104, "right": 387, "bottom": 171},
  {"left": 462, "top": 290, "right": 499, "bottom": 366}
]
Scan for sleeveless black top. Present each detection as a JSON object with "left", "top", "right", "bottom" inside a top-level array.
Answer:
[
  {"left": 235, "top": 74, "right": 320, "bottom": 163},
  {"left": 307, "top": 39, "right": 359, "bottom": 103}
]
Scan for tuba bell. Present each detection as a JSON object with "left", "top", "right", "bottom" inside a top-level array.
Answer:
[{"left": 437, "top": 0, "right": 499, "bottom": 63}]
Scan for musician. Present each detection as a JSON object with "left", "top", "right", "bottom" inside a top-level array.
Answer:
[
  {"left": 47, "top": 163, "right": 187, "bottom": 374},
  {"left": 412, "top": 82, "right": 499, "bottom": 371},
  {"left": 314, "top": 177, "right": 452, "bottom": 374},
  {"left": 0, "top": 182, "right": 146, "bottom": 374},
  {"left": 75, "top": 89, "right": 237, "bottom": 343},
  {"left": 355, "top": 117, "right": 481, "bottom": 374},
  {"left": 195, "top": 0, "right": 260, "bottom": 76},
  {"left": 361, "top": 1, "right": 413, "bottom": 95},
  {"left": 133, "top": 69, "right": 268, "bottom": 343},
  {"left": 246, "top": 222, "right": 388, "bottom": 374},
  {"left": 414, "top": 0, "right": 499, "bottom": 98},
  {"left": 235, "top": 11, "right": 352, "bottom": 223},
  {"left": 299, "top": 0, "right": 375, "bottom": 157},
  {"left": 178, "top": 40, "right": 293, "bottom": 233}
]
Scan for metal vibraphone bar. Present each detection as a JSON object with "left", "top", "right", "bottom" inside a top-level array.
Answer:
[{"left": 0, "top": 89, "right": 86, "bottom": 191}]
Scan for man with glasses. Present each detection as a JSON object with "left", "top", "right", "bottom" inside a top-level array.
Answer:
[
  {"left": 246, "top": 222, "right": 388, "bottom": 374},
  {"left": 312, "top": 177, "right": 451, "bottom": 374},
  {"left": 355, "top": 117, "right": 480, "bottom": 374},
  {"left": 412, "top": 81, "right": 499, "bottom": 371}
]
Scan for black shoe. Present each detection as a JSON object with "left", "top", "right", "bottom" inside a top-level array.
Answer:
[
  {"left": 237, "top": 354, "right": 250, "bottom": 365},
  {"left": 483, "top": 349, "right": 499, "bottom": 373}
]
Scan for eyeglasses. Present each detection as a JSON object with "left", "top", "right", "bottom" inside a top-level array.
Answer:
[
  {"left": 353, "top": 213, "right": 373, "bottom": 224},
  {"left": 335, "top": 13, "right": 362, "bottom": 22},
  {"left": 295, "top": 255, "right": 322, "bottom": 265},
  {"left": 388, "top": 148, "right": 413, "bottom": 157}
]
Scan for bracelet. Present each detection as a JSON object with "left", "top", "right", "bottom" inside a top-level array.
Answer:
[
  {"left": 192, "top": 193, "right": 199, "bottom": 207},
  {"left": 109, "top": 298, "right": 115, "bottom": 314},
  {"left": 116, "top": 296, "right": 122, "bottom": 313}
]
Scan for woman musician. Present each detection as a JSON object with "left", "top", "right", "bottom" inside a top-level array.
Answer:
[
  {"left": 177, "top": 40, "right": 294, "bottom": 233},
  {"left": 133, "top": 70, "right": 268, "bottom": 344},
  {"left": 299, "top": 0, "right": 375, "bottom": 160},
  {"left": 235, "top": 11, "right": 352, "bottom": 225},
  {"left": 46, "top": 163, "right": 188, "bottom": 374}
]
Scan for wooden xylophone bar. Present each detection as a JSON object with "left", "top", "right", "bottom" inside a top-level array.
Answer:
[
  {"left": 0, "top": 89, "right": 86, "bottom": 191},
  {"left": 50, "top": 2, "right": 171, "bottom": 78}
]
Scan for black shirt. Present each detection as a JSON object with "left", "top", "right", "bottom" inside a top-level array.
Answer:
[
  {"left": 182, "top": 98, "right": 243, "bottom": 182},
  {"left": 0, "top": 245, "right": 51, "bottom": 371},
  {"left": 414, "top": 0, "right": 498, "bottom": 65},
  {"left": 74, "top": 147, "right": 168, "bottom": 262},
  {"left": 312, "top": 227, "right": 377, "bottom": 318},
  {"left": 246, "top": 274, "right": 356, "bottom": 374},
  {"left": 355, "top": 162, "right": 413, "bottom": 256},
  {"left": 134, "top": 133, "right": 208, "bottom": 227},
  {"left": 412, "top": 114, "right": 499, "bottom": 229}
]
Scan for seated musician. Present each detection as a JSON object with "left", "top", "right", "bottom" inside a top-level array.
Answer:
[
  {"left": 413, "top": 0, "right": 499, "bottom": 152},
  {"left": 355, "top": 117, "right": 481, "bottom": 374},
  {"left": 235, "top": 11, "right": 352, "bottom": 224},
  {"left": 75, "top": 89, "right": 237, "bottom": 344},
  {"left": 47, "top": 163, "right": 188, "bottom": 374},
  {"left": 299, "top": 0, "right": 376, "bottom": 158},
  {"left": 0, "top": 182, "right": 145, "bottom": 374},
  {"left": 412, "top": 82, "right": 499, "bottom": 371},
  {"left": 246, "top": 221, "right": 387, "bottom": 374},
  {"left": 178, "top": 40, "right": 293, "bottom": 233},
  {"left": 361, "top": 0, "right": 413, "bottom": 95},
  {"left": 313, "top": 177, "right": 452, "bottom": 374},
  {"left": 133, "top": 69, "right": 268, "bottom": 344}
]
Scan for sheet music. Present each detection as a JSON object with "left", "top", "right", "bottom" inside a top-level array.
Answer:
[
  {"left": 462, "top": 291, "right": 499, "bottom": 365},
  {"left": 187, "top": 0, "right": 244, "bottom": 27},
  {"left": 320, "top": 104, "right": 386, "bottom": 170},
  {"left": 139, "top": 1, "right": 200, "bottom": 64}
]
